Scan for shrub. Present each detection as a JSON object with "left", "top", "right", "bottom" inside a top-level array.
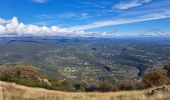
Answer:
[
  {"left": 142, "top": 69, "right": 168, "bottom": 87},
  {"left": 57, "top": 80, "right": 74, "bottom": 92},
  {"left": 74, "top": 83, "right": 86, "bottom": 92},
  {"left": 97, "top": 81, "right": 113, "bottom": 92},
  {"left": 134, "top": 82, "right": 147, "bottom": 90},
  {"left": 164, "top": 62, "right": 170, "bottom": 78},
  {"left": 86, "top": 86, "right": 97, "bottom": 92},
  {"left": 118, "top": 80, "right": 135, "bottom": 90},
  {"left": 0, "top": 74, "right": 12, "bottom": 82},
  {"left": 16, "top": 70, "right": 21, "bottom": 78}
]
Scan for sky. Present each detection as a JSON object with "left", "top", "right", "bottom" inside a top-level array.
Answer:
[{"left": 0, "top": 0, "right": 170, "bottom": 37}]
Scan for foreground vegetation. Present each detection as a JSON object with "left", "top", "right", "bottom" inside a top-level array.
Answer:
[
  {"left": 0, "top": 63, "right": 170, "bottom": 100},
  {"left": 0, "top": 81, "right": 170, "bottom": 100},
  {"left": 0, "top": 62, "right": 170, "bottom": 92},
  {"left": 0, "top": 64, "right": 75, "bottom": 91}
]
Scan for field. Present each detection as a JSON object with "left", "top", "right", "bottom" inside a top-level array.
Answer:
[{"left": 0, "top": 81, "right": 170, "bottom": 100}]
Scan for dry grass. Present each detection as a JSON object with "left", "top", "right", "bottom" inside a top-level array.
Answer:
[{"left": 0, "top": 81, "right": 170, "bottom": 100}]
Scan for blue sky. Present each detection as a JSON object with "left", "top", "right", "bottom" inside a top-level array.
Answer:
[{"left": 0, "top": 0, "right": 170, "bottom": 37}]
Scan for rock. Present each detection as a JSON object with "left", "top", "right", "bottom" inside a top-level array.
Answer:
[
  {"left": 42, "top": 79, "right": 51, "bottom": 86},
  {"left": 37, "top": 77, "right": 51, "bottom": 86},
  {"left": 150, "top": 87, "right": 170, "bottom": 95}
]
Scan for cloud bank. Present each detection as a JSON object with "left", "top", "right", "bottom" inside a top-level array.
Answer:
[{"left": 0, "top": 17, "right": 99, "bottom": 37}]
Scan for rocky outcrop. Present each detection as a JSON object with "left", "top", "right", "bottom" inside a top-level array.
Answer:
[
  {"left": 150, "top": 87, "right": 170, "bottom": 95},
  {"left": 37, "top": 77, "right": 51, "bottom": 86}
]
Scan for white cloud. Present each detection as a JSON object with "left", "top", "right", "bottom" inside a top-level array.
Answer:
[
  {"left": 79, "top": 13, "right": 90, "bottom": 19},
  {"left": 0, "top": 25, "right": 6, "bottom": 34},
  {"left": 0, "top": 18, "right": 9, "bottom": 24},
  {"left": 0, "top": 14, "right": 170, "bottom": 37},
  {"left": 113, "top": 0, "right": 152, "bottom": 10},
  {"left": 69, "top": 10, "right": 170, "bottom": 31},
  {"left": 57, "top": 12, "right": 77, "bottom": 18},
  {"left": 57, "top": 12, "right": 90, "bottom": 19},
  {"left": 0, "top": 17, "right": 103, "bottom": 37},
  {"left": 0, "top": 17, "right": 70, "bottom": 36},
  {"left": 35, "top": 14, "right": 54, "bottom": 20},
  {"left": 32, "top": 0, "right": 48, "bottom": 3},
  {"left": 145, "top": 28, "right": 167, "bottom": 35},
  {"left": 35, "top": 12, "right": 90, "bottom": 21}
]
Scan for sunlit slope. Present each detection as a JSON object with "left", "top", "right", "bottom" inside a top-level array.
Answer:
[{"left": 0, "top": 81, "right": 170, "bottom": 100}]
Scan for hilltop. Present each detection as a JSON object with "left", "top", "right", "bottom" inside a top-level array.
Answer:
[{"left": 0, "top": 81, "right": 170, "bottom": 100}]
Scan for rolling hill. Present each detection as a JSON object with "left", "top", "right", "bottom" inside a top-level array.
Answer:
[{"left": 0, "top": 37, "right": 170, "bottom": 83}]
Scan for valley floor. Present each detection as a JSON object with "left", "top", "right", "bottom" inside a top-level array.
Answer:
[{"left": 0, "top": 81, "right": 170, "bottom": 100}]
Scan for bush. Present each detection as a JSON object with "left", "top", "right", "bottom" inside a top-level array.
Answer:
[
  {"left": 134, "top": 82, "right": 147, "bottom": 90},
  {"left": 118, "top": 80, "right": 135, "bottom": 90},
  {"left": 16, "top": 70, "right": 21, "bottom": 78},
  {"left": 74, "top": 83, "right": 86, "bottom": 92},
  {"left": 97, "top": 81, "right": 114, "bottom": 92},
  {"left": 56, "top": 80, "right": 74, "bottom": 92},
  {"left": 164, "top": 62, "right": 170, "bottom": 78},
  {"left": 142, "top": 69, "right": 168, "bottom": 87},
  {"left": 0, "top": 74, "right": 12, "bottom": 82}
]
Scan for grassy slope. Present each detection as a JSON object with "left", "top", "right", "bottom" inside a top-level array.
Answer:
[{"left": 0, "top": 81, "right": 170, "bottom": 100}]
